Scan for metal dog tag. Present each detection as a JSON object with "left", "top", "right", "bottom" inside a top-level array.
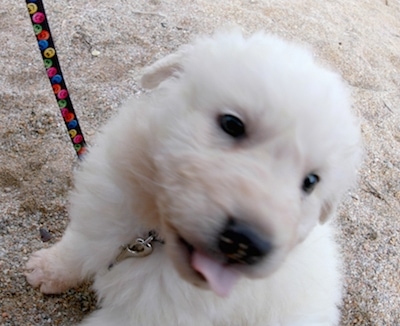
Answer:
[
  {"left": 114, "top": 235, "right": 154, "bottom": 264},
  {"left": 108, "top": 233, "right": 157, "bottom": 270}
]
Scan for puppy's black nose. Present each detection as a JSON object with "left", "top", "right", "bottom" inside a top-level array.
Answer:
[{"left": 218, "top": 218, "right": 272, "bottom": 265}]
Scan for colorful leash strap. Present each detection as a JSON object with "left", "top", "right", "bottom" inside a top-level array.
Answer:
[{"left": 25, "top": 0, "right": 87, "bottom": 158}]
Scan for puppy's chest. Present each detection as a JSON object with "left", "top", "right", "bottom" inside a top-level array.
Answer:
[{"left": 94, "top": 251, "right": 265, "bottom": 325}]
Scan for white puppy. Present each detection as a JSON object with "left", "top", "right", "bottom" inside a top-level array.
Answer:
[{"left": 26, "top": 31, "right": 361, "bottom": 326}]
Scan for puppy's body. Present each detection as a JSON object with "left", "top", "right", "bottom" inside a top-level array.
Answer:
[{"left": 26, "top": 31, "right": 360, "bottom": 325}]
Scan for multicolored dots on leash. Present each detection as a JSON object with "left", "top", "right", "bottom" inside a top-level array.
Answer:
[{"left": 26, "top": 0, "right": 87, "bottom": 158}]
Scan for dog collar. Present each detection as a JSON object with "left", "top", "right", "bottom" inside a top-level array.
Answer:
[{"left": 108, "top": 231, "right": 163, "bottom": 270}]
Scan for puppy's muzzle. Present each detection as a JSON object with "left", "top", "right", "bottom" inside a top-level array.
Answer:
[
  {"left": 178, "top": 217, "right": 274, "bottom": 296},
  {"left": 218, "top": 218, "right": 273, "bottom": 266}
]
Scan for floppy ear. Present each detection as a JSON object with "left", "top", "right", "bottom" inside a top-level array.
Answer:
[
  {"left": 141, "top": 46, "right": 190, "bottom": 89},
  {"left": 319, "top": 200, "right": 336, "bottom": 224}
]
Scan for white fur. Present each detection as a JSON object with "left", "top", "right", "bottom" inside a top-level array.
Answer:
[{"left": 26, "top": 31, "right": 361, "bottom": 325}]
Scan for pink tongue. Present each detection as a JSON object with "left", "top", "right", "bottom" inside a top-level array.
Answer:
[{"left": 192, "top": 251, "right": 240, "bottom": 297}]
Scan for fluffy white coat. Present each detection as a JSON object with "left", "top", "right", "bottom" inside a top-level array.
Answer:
[{"left": 26, "top": 31, "right": 361, "bottom": 326}]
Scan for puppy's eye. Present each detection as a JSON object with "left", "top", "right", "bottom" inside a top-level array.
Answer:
[
  {"left": 219, "top": 114, "right": 246, "bottom": 138},
  {"left": 302, "top": 174, "right": 320, "bottom": 194}
]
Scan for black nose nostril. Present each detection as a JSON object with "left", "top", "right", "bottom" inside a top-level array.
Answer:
[{"left": 218, "top": 218, "right": 272, "bottom": 265}]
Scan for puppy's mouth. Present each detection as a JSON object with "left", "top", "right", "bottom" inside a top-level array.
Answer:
[{"left": 178, "top": 236, "right": 240, "bottom": 297}]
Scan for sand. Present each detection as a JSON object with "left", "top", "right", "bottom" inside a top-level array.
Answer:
[{"left": 0, "top": 0, "right": 399, "bottom": 325}]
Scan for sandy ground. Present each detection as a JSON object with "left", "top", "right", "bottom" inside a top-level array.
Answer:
[{"left": 0, "top": 0, "right": 399, "bottom": 325}]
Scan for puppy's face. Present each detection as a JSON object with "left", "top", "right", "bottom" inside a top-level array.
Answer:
[{"left": 140, "top": 32, "right": 360, "bottom": 296}]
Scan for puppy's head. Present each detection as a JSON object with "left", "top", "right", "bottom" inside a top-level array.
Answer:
[{"left": 140, "top": 31, "right": 361, "bottom": 296}]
